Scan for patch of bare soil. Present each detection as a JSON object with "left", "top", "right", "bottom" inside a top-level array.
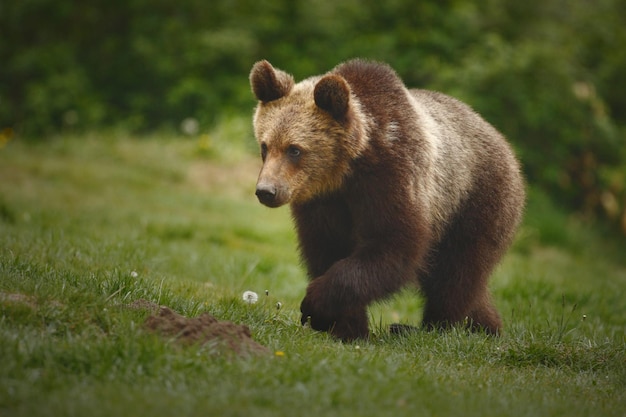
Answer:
[
  {"left": 0, "top": 292, "right": 37, "bottom": 308},
  {"left": 0, "top": 292, "right": 63, "bottom": 309},
  {"left": 143, "top": 305, "right": 270, "bottom": 357}
]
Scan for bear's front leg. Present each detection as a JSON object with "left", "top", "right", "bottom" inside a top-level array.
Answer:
[
  {"left": 328, "top": 306, "right": 369, "bottom": 341},
  {"left": 300, "top": 277, "right": 369, "bottom": 341}
]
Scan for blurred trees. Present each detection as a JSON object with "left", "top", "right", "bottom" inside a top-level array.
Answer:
[{"left": 1, "top": 0, "right": 625, "bottom": 232}]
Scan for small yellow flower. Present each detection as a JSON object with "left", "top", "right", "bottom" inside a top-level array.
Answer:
[
  {"left": 197, "top": 134, "right": 212, "bottom": 150},
  {"left": 274, "top": 351, "right": 285, "bottom": 357},
  {"left": 0, "top": 128, "right": 13, "bottom": 149}
]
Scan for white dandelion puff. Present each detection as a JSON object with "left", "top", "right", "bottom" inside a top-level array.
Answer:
[
  {"left": 180, "top": 117, "right": 199, "bottom": 136},
  {"left": 242, "top": 291, "right": 259, "bottom": 304}
]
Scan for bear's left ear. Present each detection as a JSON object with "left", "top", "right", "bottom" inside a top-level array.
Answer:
[{"left": 314, "top": 75, "right": 350, "bottom": 120}]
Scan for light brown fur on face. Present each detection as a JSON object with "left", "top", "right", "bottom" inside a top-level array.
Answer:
[
  {"left": 249, "top": 59, "right": 525, "bottom": 341},
  {"left": 250, "top": 61, "right": 369, "bottom": 207},
  {"left": 253, "top": 84, "right": 349, "bottom": 207}
]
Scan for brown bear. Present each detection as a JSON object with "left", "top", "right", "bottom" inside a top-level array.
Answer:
[{"left": 249, "top": 59, "right": 525, "bottom": 341}]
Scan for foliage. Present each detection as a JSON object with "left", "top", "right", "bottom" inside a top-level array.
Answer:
[
  {"left": 0, "top": 134, "right": 625, "bottom": 416},
  {"left": 1, "top": 0, "right": 625, "bottom": 229}
]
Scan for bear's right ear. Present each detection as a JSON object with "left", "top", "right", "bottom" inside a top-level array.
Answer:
[
  {"left": 250, "top": 60, "right": 294, "bottom": 103},
  {"left": 314, "top": 75, "right": 350, "bottom": 120}
]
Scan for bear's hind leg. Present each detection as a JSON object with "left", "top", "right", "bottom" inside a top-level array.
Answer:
[
  {"left": 421, "top": 272, "right": 502, "bottom": 334},
  {"left": 420, "top": 218, "right": 508, "bottom": 334},
  {"left": 465, "top": 292, "right": 502, "bottom": 334}
]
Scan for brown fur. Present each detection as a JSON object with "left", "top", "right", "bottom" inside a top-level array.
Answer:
[{"left": 250, "top": 59, "right": 525, "bottom": 341}]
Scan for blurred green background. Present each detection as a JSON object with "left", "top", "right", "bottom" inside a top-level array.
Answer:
[{"left": 1, "top": 0, "right": 625, "bottom": 234}]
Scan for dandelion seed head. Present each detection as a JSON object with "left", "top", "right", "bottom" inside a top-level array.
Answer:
[
  {"left": 242, "top": 291, "right": 259, "bottom": 304},
  {"left": 180, "top": 117, "right": 199, "bottom": 136}
]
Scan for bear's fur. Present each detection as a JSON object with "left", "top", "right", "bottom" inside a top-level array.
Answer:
[{"left": 250, "top": 59, "right": 525, "bottom": 341}]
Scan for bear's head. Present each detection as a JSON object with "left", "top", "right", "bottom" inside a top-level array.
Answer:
[{"left": 249, "top": 60, "right": 369, "bottom": 208}]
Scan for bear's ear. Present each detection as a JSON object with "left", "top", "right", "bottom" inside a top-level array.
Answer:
[
  {"left": 314, "top": 75, "right": 350, "bottom": 120},
  {"left": 250, "top": 60, "right": 294, "bottom": 103}
]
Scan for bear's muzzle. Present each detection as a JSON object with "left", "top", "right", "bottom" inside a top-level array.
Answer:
[{"left": 256, "top": 182, "right": 285, "bottom": 208}]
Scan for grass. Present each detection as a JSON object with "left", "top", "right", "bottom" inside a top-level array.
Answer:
[{"left": 1, "top": 120, "right": 625, "bottom": 417}]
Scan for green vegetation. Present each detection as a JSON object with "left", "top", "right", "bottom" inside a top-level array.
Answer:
[
  {"left": 2, "top": 0, "right": 626, "bottom": 230},
  {"left": 1, "top": 126, "right": 624, "bottom": 416},
  {"left": 1, "top": 3, "right": 624, "bottom": 415}
]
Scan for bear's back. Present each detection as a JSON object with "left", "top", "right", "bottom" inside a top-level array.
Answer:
[
  {"left": 405, "top": 89, "right": 523, "bottom": 239},
  {"left": 333, "top": 60, "right": 409, "bottom": 119}
]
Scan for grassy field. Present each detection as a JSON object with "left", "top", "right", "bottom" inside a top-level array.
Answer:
[{"left": 1, "top": 120, "right": 625, "bottom": 417}]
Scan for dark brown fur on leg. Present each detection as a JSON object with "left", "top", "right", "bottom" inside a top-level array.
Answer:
[
  {"left": 421, "top": 288, "right": 503, "bottom": 334},
  {"left": 295, "top": 174, "right": 431, "bottom": 342},
  {"left": 330, "top": 306, "right": 369, "bottom": 342},
  {"left": 300, "top": 284, "right": 369, "bottom": 341},
  {"left": 419, "top": 174, "right": 519, "bottom": 335},
  {"left": 466, "top": 293, "right": 502, "bottom": 335}
]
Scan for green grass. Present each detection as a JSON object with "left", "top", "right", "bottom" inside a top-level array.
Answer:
[{"left": 1, "top": 122, "right": 625, "bottom": 417}]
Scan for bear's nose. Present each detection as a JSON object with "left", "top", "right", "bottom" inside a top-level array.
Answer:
[{"left": 255, "top": 184, "right": 277, "bottom": 206}]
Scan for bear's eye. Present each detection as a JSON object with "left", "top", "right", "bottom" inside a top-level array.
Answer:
[
  {"left": 260, "top": 143, "right": 268, "bottom": 161},
  {"left": 286, "top": 146, "right": 301, "bottom": 160}
]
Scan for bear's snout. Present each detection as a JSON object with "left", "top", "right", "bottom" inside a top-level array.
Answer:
[{"left": 256, "top": 182, "right": 283, "bottom": 207}]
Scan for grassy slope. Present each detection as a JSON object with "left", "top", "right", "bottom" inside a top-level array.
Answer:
[{"left": 0, "top": 124, "right": 624, "bottom": 417}]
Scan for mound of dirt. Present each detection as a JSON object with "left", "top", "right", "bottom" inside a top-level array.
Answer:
[{"left": 143, "top": 305, "right": 270, "bottom": 357}]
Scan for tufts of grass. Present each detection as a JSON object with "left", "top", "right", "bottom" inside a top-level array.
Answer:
[{"left": 0, "top": 130, "right": 625, "bottom": 417}]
